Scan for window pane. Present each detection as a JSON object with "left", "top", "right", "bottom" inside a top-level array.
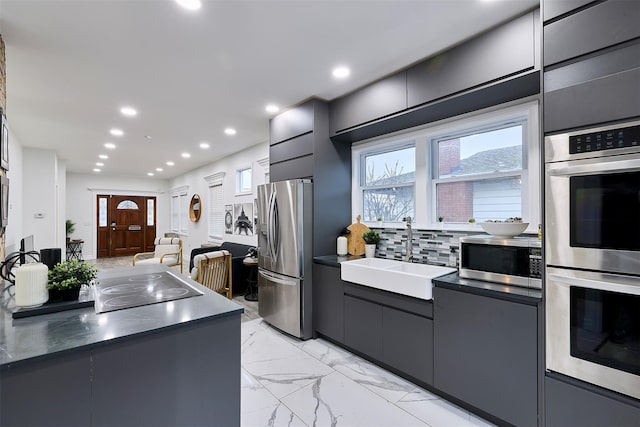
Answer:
[
  {"left": 436, "top": 176, "right": 521, "bottom": 222},
  {"left": 438, "top": 126, "right": 522, "bottom": 178},
  {"left": 209, "top": 184, "right": 224, "bottom": 239},
  {"left": 180, "top": 194, "right": 188, "bottom": 234},
  {"left": 171, "top": 195, "right": 179, "bottom": 232},
  {"left": 147, "top": 199, "right": 155, "bottom": 226},
  {"left": 365, "top": 146, "right": 415, "bottom": 186},
  {"left": 98, "top": 198, "right": 107, "bottom": 227},
  {"left": 364, "top": 186, "right": 414, "bottom": 222},
  {"left": 238, "top": 168, "right": 252, "bottom": 193},
  {"left": 116, "top": 200, "right": 138, "bottom": 209}
]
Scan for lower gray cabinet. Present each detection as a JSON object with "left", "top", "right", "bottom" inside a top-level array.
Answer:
[
  {"left": 313, "top": 263, "right": 345, "bottom": 343},
  {"left": 344, "top": 294, "right": 383, "bottom": 361},
  {"left": 545, "top": 375, "right": 640, "bottom": 427},
  {"left": 433, "top": 286, "right": 538, "bottom": 427},
  {"left": 382, "top": 306, "right": 433, "bottom": 385}
]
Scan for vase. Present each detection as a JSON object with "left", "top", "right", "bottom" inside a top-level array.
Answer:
[{"left": 364, "top": 244, "right": 376, "bottom": 258}]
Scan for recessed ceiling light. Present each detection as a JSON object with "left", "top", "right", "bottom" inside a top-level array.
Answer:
[
  {"left": 104, "top": 143, "right": 116, "bottom": 149},
  {"left": 110, "top": 128, "right": 124, "bottom": 136},
  {"left": 120, "top": 106, "right": 137, "bottom": 117},
  {"left": 199, "top": 142, "right": 210, "bottom": 149},
  {"left": 265, "top": 104, "right": 279, "bottom": 114},
  {"left": 166, "top": 161, "right": 175, "bottom": 166},
  {"left": 332, "top": 66, "right": 350, "bottom": 78},
  {"left": 181, "top": 152, "right": 191, "bottom": 158},
  {"left": 96, "top": 162, "right": 104, "bottom": 167},
  {"left": 93, "top": 168, "right": 101, "bottom": 173},
  {"left": 147, "top": 172, "right": 155, "bottom": 177},
  {"left": 156, "top": 167, "right": 164, "bottom": 172},
  {"left": 99, "top": 154, "right": 108, "bottom": 159},
  {"left": 145, "top": 135, "right": 152, "bottom": 140},
  {"left": 175, "top": 0, "right": 201, "bottom": 11},
  {"left": 224, "top": 128, "right": 236, "bottom": 136}
]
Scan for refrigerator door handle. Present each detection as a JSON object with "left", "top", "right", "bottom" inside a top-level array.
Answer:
[
  {"left": 268, "top": 191, "right": 279, "bottom": 260},
  {"left": 259, "top": 269, "right": 297, "bottom": 286}
]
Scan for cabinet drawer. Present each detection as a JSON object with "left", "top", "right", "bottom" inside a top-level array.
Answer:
[
  {"left": 269, "top": 132, "right": 314, "bottom": 164},
  {"left": 269, "top": 155, "right": 314, "bottom": 182},
  {"left": 544, "top": 0, "right": 640, "bottom": 66},
  {"left": 270, "top": 101, "right": 314, "bottom": 144}
]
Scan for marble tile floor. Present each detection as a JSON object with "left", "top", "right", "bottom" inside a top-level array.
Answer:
[{"left": 241, "top": 319, "right": 497, "bottom": 427}]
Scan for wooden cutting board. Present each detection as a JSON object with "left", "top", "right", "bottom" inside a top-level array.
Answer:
[{"left": 347, "top": 215, "right": 370, "bottom": 256}]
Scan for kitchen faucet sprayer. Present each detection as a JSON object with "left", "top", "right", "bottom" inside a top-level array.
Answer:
[{"left": 403, "top": 216, "right": 413, "bottom": 262}]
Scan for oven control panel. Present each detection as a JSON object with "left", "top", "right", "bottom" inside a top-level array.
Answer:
[
  {"left": 529, "top": 247, "right": 542, "bottom": 280},
  {"left": 570, "top": 124, "right": 639, "bottom": 154}
]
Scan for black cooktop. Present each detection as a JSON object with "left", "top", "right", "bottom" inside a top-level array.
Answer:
[{"left": 94, "top": 271, "right": 203, "bottom": 314}]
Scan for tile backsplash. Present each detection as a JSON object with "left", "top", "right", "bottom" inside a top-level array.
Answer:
[{"left": 371, "top": 227, "right": 476, "bottom": 268}]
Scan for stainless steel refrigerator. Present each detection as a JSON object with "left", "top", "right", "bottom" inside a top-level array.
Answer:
[{"left": 257, "top": 179, "right": 313, "bottom": 339}]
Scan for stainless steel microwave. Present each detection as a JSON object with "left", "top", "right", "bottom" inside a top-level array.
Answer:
[{"left": 459, "top": 235, "right": 542, "bottom": 289}]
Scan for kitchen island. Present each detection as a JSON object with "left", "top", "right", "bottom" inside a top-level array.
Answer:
[{"left": 0, "top": 265, "right": 243, "bottom": 427}]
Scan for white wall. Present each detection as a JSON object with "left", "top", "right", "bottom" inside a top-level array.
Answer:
[
  {"left": 5, "top": 126, "right": 23, "bottom": 253},
  {"left": 23, "top": 147, "right": 59, "bottom": 251},
  {"left": 169, "top": 142, "right": 269, "bottom": 261},
  {"left": 66, "top": 173, "right": 171, "bottom": 260}
]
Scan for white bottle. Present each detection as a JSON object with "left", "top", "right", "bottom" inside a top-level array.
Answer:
[{"left": 337, "top": 236, "right": 348, "bottom": 256}]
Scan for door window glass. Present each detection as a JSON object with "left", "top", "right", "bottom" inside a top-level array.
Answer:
[
  {"left": 147, "top": 199, "right": 155, "bottom": 226},
  {"left": 98, "top": 197, "right": 107, "bottom": 227},
  {"left": 116, "top": 200, "right": 139, "bottom": 210}
]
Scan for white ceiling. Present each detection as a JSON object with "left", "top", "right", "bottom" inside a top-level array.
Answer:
[{"left": 1, "top": 0, "right": 538, "bottom": 179}]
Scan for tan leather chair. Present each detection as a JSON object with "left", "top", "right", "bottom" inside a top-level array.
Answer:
[
  {"left": 190, "top": 250, "right": 232, "bottom": 299},
  {"left": 133, "top": 237, "right": 183, "bottom": 273}
]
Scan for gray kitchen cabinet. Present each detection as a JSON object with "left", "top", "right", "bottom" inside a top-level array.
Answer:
[
  {"left": 543, "top": 0, "right": 595, "bottom": 22},
  {"left": 270, "top": 100, "right": 314, "bottom": 144},
  {"left": 269, "top": 154, "right": 314, "bottom": 181},
  {"left": 313, "top": 263, "right": 345, "bottom": 343},
  {"left": 407, "top": 11, "right": 535, "bottom": 109},
  {"left": 382, "top": 305, "right": 433, "bottom": 385},
  {"left": 269, "top": 132, "right": 314, "bottom": 164},
  {"left": 330, "top": 72, "right": 407, "bottom": 133},
  {"left": 1, "top": 351, "right": 92, "bottom": 427},
  {"left": 545, "top": 375, "right": 640, "bottom": 427},
  {"left": 343, "top": 282, "right": 434, "bottom": 386},
  {"left": 433, "top": 286, "right": 538, "bottom": 427},
  {"left": 344, "top": 294, "right": 384, "bottom": 361},
  {"left": 543, "top": 0, "right": 640, "bottom": 67}
]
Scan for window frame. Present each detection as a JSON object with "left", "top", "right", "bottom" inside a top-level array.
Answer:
[
  {"left": 351, "top": 100, "right": 540, "bottom": 233},
  {"left": 204, "top": 172, "right": 226, "bottom": 241},
  {"left": 235, "top": 166, "right": 252, "bottom": 196},
  {"left": 169, "top": 186, "right": 189, "bottom": 235}
]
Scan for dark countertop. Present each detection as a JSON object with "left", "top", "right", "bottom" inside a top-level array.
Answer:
[
  {"left": 434, "top": 272, "right": 542, "bottom": 304},
  {"left": 0, "top": 265, "right": 243, "bottom": 367},
  {"left": 314, "top": 254, "right": 364, "bottom": 267}
]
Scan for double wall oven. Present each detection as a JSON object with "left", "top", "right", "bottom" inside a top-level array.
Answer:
[{"left": 545, "top": 119, "right": 640, "bottom": 400}]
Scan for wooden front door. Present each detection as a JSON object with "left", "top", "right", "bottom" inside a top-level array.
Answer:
[{"left": 97, "top": 195, "right": 156, "bottom": 258}]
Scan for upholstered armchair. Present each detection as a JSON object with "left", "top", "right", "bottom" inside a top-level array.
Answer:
[{"left": 132, "top": 237, "right": 183, "bottom": 272}]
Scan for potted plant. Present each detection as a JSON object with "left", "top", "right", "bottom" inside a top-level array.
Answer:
[
  {"left": 66, "top": 219, "right": 76, "bottom": 243},
  {"left": 48, "top": 259, "right": 98, "bottom": 301},
  {"left": 362, "top": 230, "right": 381, "bottom": 258},
  {"left": 376, "top": 216, "right": 383, "bottom": 226}
]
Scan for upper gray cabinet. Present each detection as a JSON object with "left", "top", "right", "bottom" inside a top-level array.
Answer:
[
  {"left": 407, "top": 12, "right": 535, "bottom": 109},
  {"left": 544, "top": 0, "right": 640, "bottom": 67},
  {"left": 331, "top": 73, "right": 407, "bottom": 134},
  {"left": 543, "top": 0, "right": 595, "bottom": 22},
  {"left": 270, "top": 101, "right": 315, "bottom": 145}
]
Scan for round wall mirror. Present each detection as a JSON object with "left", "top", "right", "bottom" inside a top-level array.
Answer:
[{"left": 189, "top": 194, "right": 201, "bottom": 222}]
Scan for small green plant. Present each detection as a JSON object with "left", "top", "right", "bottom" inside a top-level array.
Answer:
[
  {"left": 362, "top": 230, "right": 381, "bottom": 245},
  {"left": 438, "top": 216, "right": 444, "bottom": 222},
  {"left": 48, "top": 259, "right": 98, "bottom": 291},
  {"left": 468, "top": 218, "right": 476, "bottom": 223},
  {"left": 66, "top": 219, "right": 76, "bottom": 237},
  {"left": 376, "top": 217, "right": 383, "bottom": 222}
]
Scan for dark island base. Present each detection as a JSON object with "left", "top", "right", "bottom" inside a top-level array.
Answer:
[{"left": 1, "top": 313, "right": 240, "bottom": 427}]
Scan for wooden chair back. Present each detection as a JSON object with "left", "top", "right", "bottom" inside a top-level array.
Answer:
[{"left": 196, "top": 250, "right": 232, "bottom": 299}]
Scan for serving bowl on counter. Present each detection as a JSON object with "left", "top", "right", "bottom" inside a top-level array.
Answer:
[{"left": 480, "top": 221, "right": 529, "bottom": 238}]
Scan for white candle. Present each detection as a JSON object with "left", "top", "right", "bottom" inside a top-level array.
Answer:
[
  {"left": 337, "top": 236, "right": 348, "bottom": 256},
  {"left": 15, "top": 263, "right": 49, "bottom": 308}
]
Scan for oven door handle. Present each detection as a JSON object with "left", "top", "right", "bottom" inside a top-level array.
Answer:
[
  {"left": 548, "top": 158, "right": 640, "bottom": 176},
  {"left": 548, "top": 273, "right": 640, "bottom": 295}
]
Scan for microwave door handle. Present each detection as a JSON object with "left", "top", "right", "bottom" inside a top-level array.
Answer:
[{"left": 548, "top": 158, "right": 640, "bottom": 176}]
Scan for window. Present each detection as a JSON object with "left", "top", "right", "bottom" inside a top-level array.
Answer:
[
  {"left": 236, "top": 167, "right": 252, "bottom": 195},
  {"left": 360, "top": 145, "right": 415, "bottom": 222},
  {"left": 433, "top": 123, "right": 525, "bottom": 222},
  {"left": 116, "top": 200, "right": 139, "bottom": 210},
  {"left": 351, "top": 101, "right": 540, "bottom": 231},
  {"left": 170, "top": 186, "right": 188, "bottom": 234},
  {"left": 98, "top": 197, "right": 107, "bottom": 227},
  {"left": 204, "top": 172, "right": 225, "bottom": 240},
  {"left": 147, "top": 198, "right": 155, "bottom": 226}
]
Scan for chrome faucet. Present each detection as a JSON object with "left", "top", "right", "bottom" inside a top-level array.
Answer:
[{"left": 403, "top": 216, "right": 413, "bottom": 262}]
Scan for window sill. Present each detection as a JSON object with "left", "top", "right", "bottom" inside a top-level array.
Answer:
[{"left": 235, "top": 191, "right": 252, "bottom": 197}]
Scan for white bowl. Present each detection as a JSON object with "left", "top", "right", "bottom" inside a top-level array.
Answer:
[{"left": 480, "top": 221, "right": 529, "bottom": 238}]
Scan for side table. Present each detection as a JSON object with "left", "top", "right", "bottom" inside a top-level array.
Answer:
[
  {"left": 243, "top": 256, "right": 258, "bottom": 301},
  {"left": 66, "top": 239, "right": 84, "bottom": 261}
]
